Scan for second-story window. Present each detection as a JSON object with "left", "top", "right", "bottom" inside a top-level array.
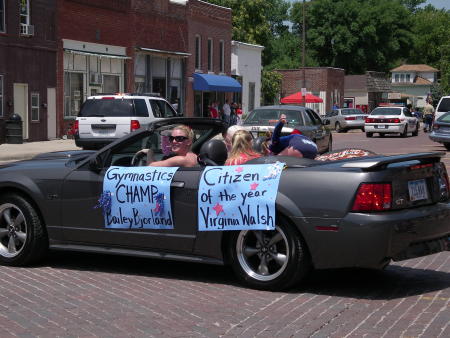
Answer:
[
  {"left": 19, "top": 0, "right": 30, "bottom": 25},
  {"left": 219, "top": 40, "right": 224, "bottom": 73},
  {"left": 195, "top": 35, "right": 201, "bottom": 70},
  {"left": 0, "top": 0, "right": 5, "bottom": 33},
  {"left": 207, "top": 38, "right": 213, "bottom": 72}
]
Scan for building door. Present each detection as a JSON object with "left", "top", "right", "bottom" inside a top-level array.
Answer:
[
  {"left": 47, "top": 88, "right": 56, "bottom": 139},
  {"left": 13, "top": 83, "right": 28, "bottom": 139}
]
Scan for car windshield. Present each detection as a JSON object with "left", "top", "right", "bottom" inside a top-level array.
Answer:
[
  {"left": 244, "top": 109, "right": 301, "bottom": 125},
  {"left": 371, "top": 108, "right": 401, "bottom": 116},
  {"left": 79, "top": 99, "right": 136, "bottom": 117},
  {"left": 437, "top": 98, "right": 450, "bottom": 112},
  {"left": 437, "top": 112, "right": 450, "bottom": 123}
]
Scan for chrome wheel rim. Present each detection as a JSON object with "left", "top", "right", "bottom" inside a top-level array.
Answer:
[
  {"left": 0, "top": 204, "right": 27, "bottom": 258},
  {"left": 236, "top": 227, "right": 289, "bottom": 282}
]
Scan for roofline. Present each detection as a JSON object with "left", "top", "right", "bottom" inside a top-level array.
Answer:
[
  {"left": 275, "top": 67, "right": 345, "bottom": 71},
  {"left": 232, "top": 40, "right": 265, "bottom": 50},
  {"left": 197, "top": 0, "right": 231, "bottom": 11}
]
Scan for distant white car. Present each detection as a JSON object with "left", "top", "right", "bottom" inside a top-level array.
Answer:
[
  {"left": 74, "top": 93, "right": 178, "bottom": 150},
  {"left": 364, "top": 106, "right": 419, "bottom": 138}
]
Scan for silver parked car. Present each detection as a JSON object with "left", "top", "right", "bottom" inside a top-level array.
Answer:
[
  {"left": 429, "top": 112, "right": 450, "bottom": 150},
  {"left": 325, "top": 108, "right": 368, "bottom": 132}
]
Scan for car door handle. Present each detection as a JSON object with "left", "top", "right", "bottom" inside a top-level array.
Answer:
[{"left": 171, "top": 181, "right": 185, "bottom": 188}]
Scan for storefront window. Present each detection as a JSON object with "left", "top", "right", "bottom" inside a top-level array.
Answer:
[
  {"left": 0, "top": 75, "right": 3, "bottom": 117},
  {"left": 103, "top": 75, "right": 119, "bottom": 93},
  {"left": 64, "top": 72, "right": 83, "bottom": 118}
]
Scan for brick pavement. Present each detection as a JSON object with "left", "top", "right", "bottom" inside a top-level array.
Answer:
[{"left": 0, "top": 251, "right": 448, "bottom": 337}]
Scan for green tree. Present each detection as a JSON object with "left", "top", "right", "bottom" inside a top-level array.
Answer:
[
  {"left": 261, "top": 69, "right": 282, "bottom": 105},
  {"left": 291, "top": 0, "right": 414, "bottom": 73}
]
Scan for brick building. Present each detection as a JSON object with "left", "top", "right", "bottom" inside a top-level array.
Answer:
[
  {"left": 276, "top": 67, "right": 345, "bottom": 115},
  {"left": 1, "top": 0, "right": 237, "bottom": 143},
  {"left": 0, "top": 0, "right": 57, "bottom": 143}
]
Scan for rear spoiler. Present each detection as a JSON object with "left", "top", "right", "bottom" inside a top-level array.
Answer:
[{"left": 341, "top": 152, "right": 445, "bottom": 170}]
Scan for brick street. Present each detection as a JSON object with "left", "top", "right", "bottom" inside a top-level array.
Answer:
[{"left": 0, "top": 130, "right": 449, "bottom": 337}]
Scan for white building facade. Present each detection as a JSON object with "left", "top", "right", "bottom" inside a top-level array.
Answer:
[
  {"left": 231, "top": 41, "right": 264, "bottom": 114},
  {"left": 390, "top": 64, "right": 438, "bottom": 108}
]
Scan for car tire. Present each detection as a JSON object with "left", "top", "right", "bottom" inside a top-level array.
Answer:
[
  {"left": 412, "top": 123, "right": 419, "bottom": 137},
  {"left": 228, "top": 218, "right": 311, "bottom": 291},
  {"left": 379, "top": 133, "right": 385, "bottom": 137},
  {"left": 0, "top": 194, "right": 48, "bottom": 266},
  {"left": 444, "top": 143, "right": 450, "bottom": 151},
  {"left": 324, "top": 136, "right": 333, "bottom": 153},
  {"left": 401, "top": 125, "right": 408, "bottom": 138},
  {"left": 366, "top": 132, "right": 373, "bottom": 138},
  {"left": 335, "top": 122, "right": 343, "bottom": 133}
]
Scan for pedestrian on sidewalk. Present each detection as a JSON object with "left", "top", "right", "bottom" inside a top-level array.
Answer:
[{"left": 423, "top": 99, "right": 435, "bottom": 132}]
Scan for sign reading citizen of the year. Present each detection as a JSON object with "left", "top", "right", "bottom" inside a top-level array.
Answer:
[
  {"left": 101, "top": 166, "right": 178, "bottom": 229},
  {"left": 198, "top": 162, "right": 284, "bottom": 231}
]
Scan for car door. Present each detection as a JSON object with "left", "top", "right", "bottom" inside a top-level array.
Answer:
[
  {"left": 403, "top": 108, "right": 417, "bottom": 129},
  {"left": 60, "top": 129, "right": 199, "bottom": 253},
  {"left": 304, "top": 109, "right": 328, "bottom": 151}
]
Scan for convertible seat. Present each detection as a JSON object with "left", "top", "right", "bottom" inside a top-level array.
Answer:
[{"left": 198, "top": 139, "right": 228, "bottom": 166}]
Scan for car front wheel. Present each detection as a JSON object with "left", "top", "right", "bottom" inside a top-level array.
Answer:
[
  {"left": 0, "top": 194, "right": 48, "bottom": 266},
  {"left": 228, "top": 219, "right": 310, "bottom": 290},
  {"left": 412, "top": 123, "right": 419, "bottom": 136}
]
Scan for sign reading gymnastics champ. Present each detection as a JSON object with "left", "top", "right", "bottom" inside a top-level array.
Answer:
[
  {"left": 198, "top": 162, "right": 285, "bottom": 231},
  {"left": 101, "top": 166, "right": 178, "bottom": 229}
]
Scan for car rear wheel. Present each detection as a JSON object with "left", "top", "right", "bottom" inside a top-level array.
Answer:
[
  {"left": 335, "top": 122, "right": 343, "bottom": 133},
  {"left": 366, "top": 132, "right": 373, "bottom": 138},
  {"left": 412, "top": 123, "right": 419, "bottom": 136},
  {"left": 0, "top": 194, "right": 48, "bottom": 266},
  {"left": 401, "top": 125, "right": 408, "bottom": 138},
  {"left": 379, "top": 133, "right": 385, "bottom": 137},
  {"left": 444, "top": 143, "right": 450, "bottom": 151},
  {"left": 228, "top": 219, "right": 310, "bottom": 290}
]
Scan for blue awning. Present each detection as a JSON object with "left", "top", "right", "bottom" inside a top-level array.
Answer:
[{"left": 193, "top": 73, "right": 242, "bottom": 92}]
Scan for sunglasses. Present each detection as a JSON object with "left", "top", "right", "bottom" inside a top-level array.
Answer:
[{"left": 169, "top": 135, "right": 189, "bottom": 142}]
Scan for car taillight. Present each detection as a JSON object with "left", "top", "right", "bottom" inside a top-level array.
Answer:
[
  {"left": 352, "top": 183, "right": 392, "bottom": 212},
  {"left": 72, "top": 120, "right": 79, "bottom": 135},
  {"left": 101, "top": 97, "right": 115, "bottom": 100},
  {"left": 365, "top": 117, "right": 374, "bottom": 123},
  {"left": 345, "top": 116, "right": 356, "bottom": 120},
  {"left": 388, "top": 118, "right": 400, "bottom": 123},
  {"left": 130, "top": 120, "right": 141, "bottom": 131},
  {"left": 433, "top": 124, "right": 440, "bottom": 130}
]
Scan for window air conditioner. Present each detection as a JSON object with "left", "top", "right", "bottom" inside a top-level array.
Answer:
[
  {"left": 20, "top": 24, "right": 35, "bottom": 36},
  {"left": 89, "top": 72, "right": 103, "bottom": 85}
]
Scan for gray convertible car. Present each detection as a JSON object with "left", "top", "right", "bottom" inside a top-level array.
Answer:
[{"left": 0, "top": 118, "right": 449, "bottom": 291}]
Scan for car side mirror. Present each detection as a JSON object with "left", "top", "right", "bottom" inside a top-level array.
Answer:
[{"left": 88, "top": 155, "right": 103, "bottom": 173}]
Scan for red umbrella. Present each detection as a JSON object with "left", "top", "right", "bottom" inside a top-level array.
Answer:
[{"left": 280, "top": 92, "right": 323, "bottom": 104}]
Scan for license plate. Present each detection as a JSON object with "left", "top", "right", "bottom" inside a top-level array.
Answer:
[
  {"left": 408, "top": 179, "right": 428, "bottom": 201},
  {"left": 95, "top": 128, "right": 114, "bottom": 135},
  {"left": 375, "top": 125, "right": 387, "bottom": 129}
]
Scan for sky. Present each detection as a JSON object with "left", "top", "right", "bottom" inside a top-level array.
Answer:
[{"left": 288, "top": 0, "right": 450, "bottom": 10}]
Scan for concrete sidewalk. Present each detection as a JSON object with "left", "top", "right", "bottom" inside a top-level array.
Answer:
[{"left": 0, "top": 139, "right": 81, "bottom": 163}]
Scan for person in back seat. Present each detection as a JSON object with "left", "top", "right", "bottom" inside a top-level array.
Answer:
[{"left": 225, "top": 130, "right": 261, "bottom": 165}]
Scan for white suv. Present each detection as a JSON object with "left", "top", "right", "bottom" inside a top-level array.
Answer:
[
  {"left": 435, "top": 96, "right": 450, "bottom": 122},
  {"left": 74, "top": 93, "right": 178, "bottom": 149},
  {"left": 364, "top": 106, "right": 419, "bottom": 138}
]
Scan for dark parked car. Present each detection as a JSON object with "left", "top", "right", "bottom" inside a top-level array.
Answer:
[
  {"left": 0, "top": 118, "right": 449, "bottom": 291},
  {"left": 242, "top": 105, "right": 332, "bottom": 154},
  {"left": 429, "top": 112, "right": 450, "bottom": 150}
]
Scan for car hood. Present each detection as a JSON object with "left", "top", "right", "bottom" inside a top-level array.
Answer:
[{"left": 31, "top": 150, "right": 95, "bottom": 161}]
